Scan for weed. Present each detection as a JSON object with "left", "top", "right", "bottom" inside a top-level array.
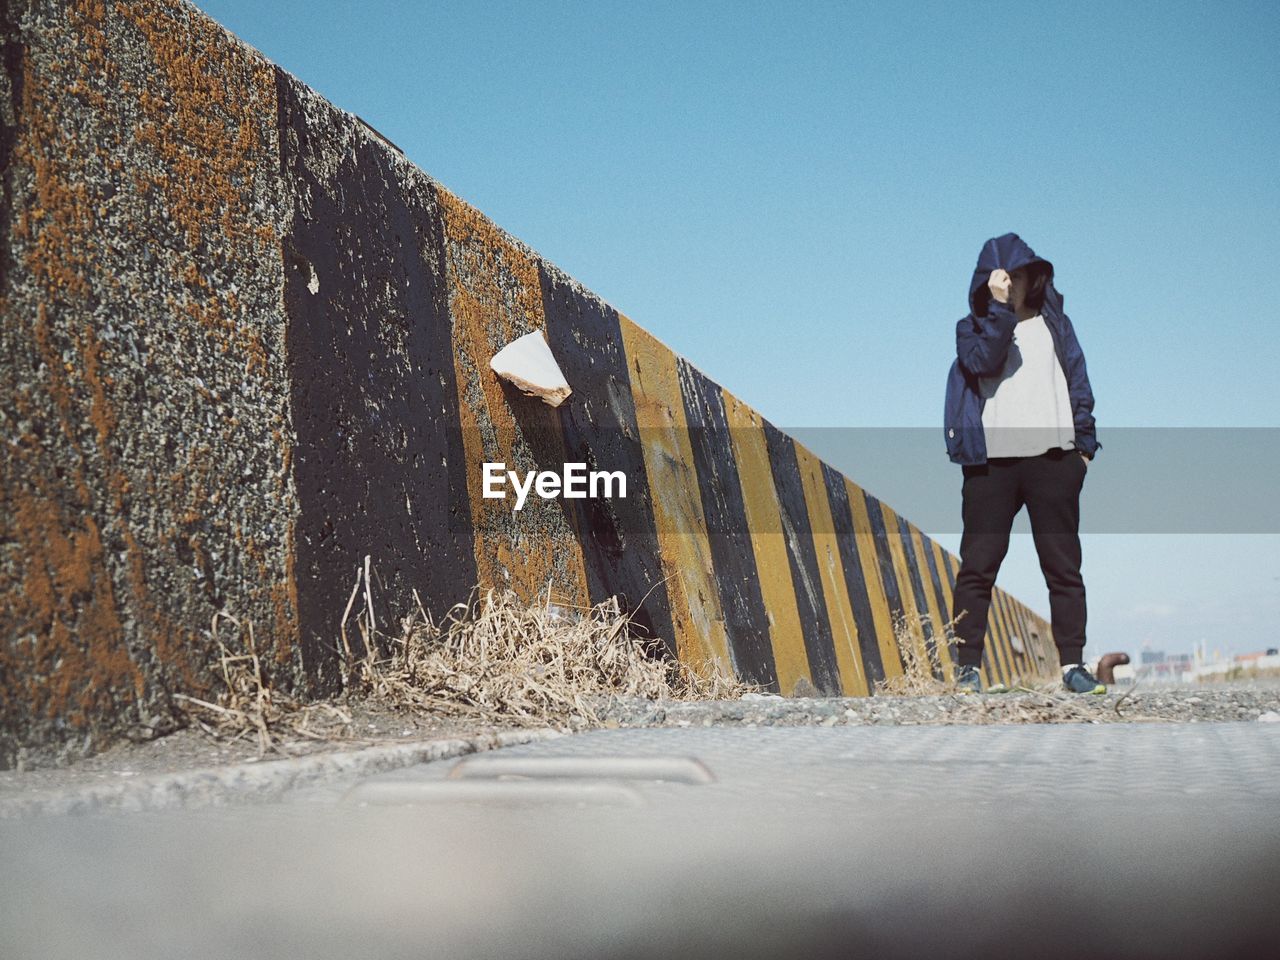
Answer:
[
  {"left": 875, "top": 609, "right": 960, "bottom": 696},
  {"left": 175, "top": 564, "right": 756, "bottom": 755},
  {"left": 172, "top": 612, "right": 353, "bottom": 756},
  {"left": 346, "top": 581, "right": 754, "bottom": 729}
]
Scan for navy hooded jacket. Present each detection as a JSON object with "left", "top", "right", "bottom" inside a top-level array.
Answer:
[{"left": 943, "top": 233, "right": 1100, "bottom": 466}]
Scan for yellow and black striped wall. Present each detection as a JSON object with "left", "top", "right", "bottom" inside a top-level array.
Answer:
[
  {"left": 1, "top": 0, "right": 1057, "bottom": 761},
  {"left": 275, "top": 68, "right": 1061, "bottom": 697}
]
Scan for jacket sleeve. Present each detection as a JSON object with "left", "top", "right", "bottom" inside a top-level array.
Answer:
[
  {"left": 1059, "top": 313, "right": 1101, "bottom": 458},
  {"left": 955, "top": 301, "right": 1018, "bottom": 377}
]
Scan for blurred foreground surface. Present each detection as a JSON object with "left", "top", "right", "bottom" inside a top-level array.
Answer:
[{"left": 3, "top": 724, "right": 1278, "bottom": 960}]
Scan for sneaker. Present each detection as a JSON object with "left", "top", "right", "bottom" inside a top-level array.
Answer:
[
  {"left": 955, "top": 664, "right": 982, "bottom": 694},
  {"left": 1063, "top": 664, "right": 1107, "bottom": 695}
]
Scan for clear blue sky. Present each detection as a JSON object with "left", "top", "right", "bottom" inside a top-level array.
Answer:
[{"left": 196, "top": 0, "right": 1279, "bottom": 661}]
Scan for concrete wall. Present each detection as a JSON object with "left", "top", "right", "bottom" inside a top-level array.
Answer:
[
  {"left": 0, "top": 0, "right": 1058, "bottom": 767},
  {"left": 1, "top": 0, "right": 300, "bottom": 765}
]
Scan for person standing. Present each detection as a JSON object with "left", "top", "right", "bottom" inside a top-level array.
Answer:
[{"left": 942, "top": 233, "right": 1107, "bottom": 694}]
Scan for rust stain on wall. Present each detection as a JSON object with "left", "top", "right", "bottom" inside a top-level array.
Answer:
[
  {"left": 436, "top": 186, "right": 590, "bottom": 607},
  {"left": 1, "top": 468, "right": 139, "bottom": 732},
  {"left": 2, "top": 0, "right": 298, "bottom": 766},
  {"left": 118, "top": 0, "right": 279, "bottom": 372}
]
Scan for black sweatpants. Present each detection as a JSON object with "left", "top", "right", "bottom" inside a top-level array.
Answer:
[{"left": 951, "top": 447, "right": 1088, "bottom": 670}]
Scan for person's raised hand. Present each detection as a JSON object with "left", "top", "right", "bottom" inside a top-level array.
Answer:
[{"left": 988, "top": 269, "right": 1011, "bottom": 304}]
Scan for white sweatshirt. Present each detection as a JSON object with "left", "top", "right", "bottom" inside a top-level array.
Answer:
[{"left": 978, "top": 314, "right": 1077, "bottom": 458}]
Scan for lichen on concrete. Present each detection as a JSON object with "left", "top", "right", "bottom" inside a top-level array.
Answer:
[{"left": 1, "top": 0, "right": 300, "bottom": 768}]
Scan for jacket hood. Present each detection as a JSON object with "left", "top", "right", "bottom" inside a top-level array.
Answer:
[{"left": 969, "top": 232, "right": 1055, "bottom": 317}]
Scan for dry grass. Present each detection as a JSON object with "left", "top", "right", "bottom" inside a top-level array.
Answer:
[
  {"left": 175, "top": 572, "right": 1128, "bottom": 751},
  {"left": 867, "top": 615, "right": 1149, "bottom": 723},
  {"left": 175, "top": 573, "right": 755, "bottom": 755},
  {"left": 172, "top": 612, "right": 354, "bottom": 756},
  {"left": 875, "top": 610, "right": 961, "bottom": 696},
  {"left": 869, "top": 611, "right": 1125, "bottom": 724},
  {"left": 921, "top": 680, "right": 1144, "bottom": 724},
  {"left": 347, "top": 582, "right": 754, "bottom": 728}
]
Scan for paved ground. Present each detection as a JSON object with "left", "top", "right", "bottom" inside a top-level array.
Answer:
[
  {"left": 318, "top": 720, "right": 1280, "bottom": 805},
  {"left": 3, "top": 722, "right": 1278, "bottom": 959},
  {"left": 6, "top": 680, "right": 1277, "bottom": 807}
]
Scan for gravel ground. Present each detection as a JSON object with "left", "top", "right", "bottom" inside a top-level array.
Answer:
[
  {"left": 592, "top": 680, "right": 1280, "bottom": 728},
  {"left": 3, "top": 680, "right": 1278, "bottom": 802}
]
